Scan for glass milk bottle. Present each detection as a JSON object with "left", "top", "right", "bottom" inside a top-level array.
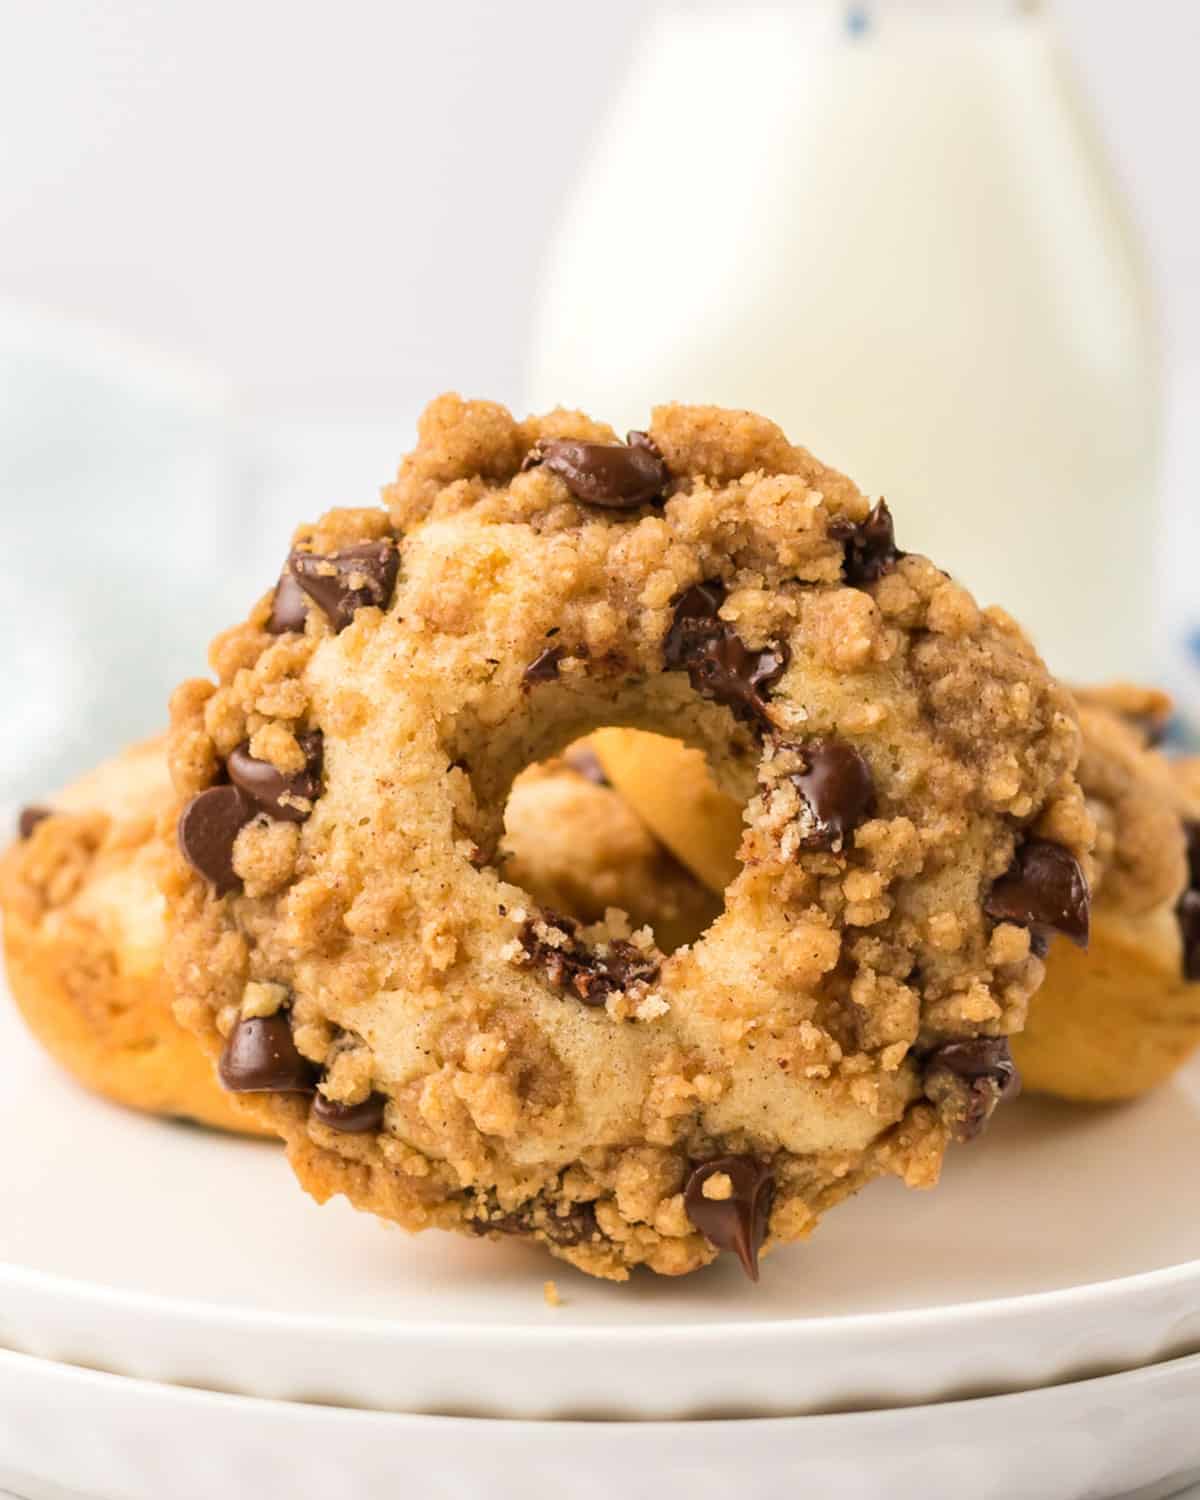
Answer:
[{"left": 526, "top": 0, "right": 1161, "bottom": 682}]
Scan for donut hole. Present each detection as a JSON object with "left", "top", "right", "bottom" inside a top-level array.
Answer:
[
  {"left": 497, "top": 733, "right": 725, "bottom": 955},
  {"left": 444, "top": 677, "right": 759, "bottom": 957},
  {"left": 448, "top": 675, "right": 757, "bottom": 837}
]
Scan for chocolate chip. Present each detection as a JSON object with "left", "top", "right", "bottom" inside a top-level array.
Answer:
[
  {"left": 470, "top": 1197, "right": 600, "bottom": 1247},
  {"left": 521, "top": 912, "right": 660, "bottom": 1007},
  {"left": 684, "top": 1156, "right": 775, "bottom": 1282},
  {"left": 662, "top": 579, "right": 726, "bottom": 667},
  {"left": 1116, "top": 702, "right": 1174, "bottom": 748},
  {"left": 663, "top": 580, "right": 788, "bottom": 729},
  {"left": 692, "top": 635, "right": 788, "bottom": 726},
  {"left": 1182, "top": 820, "right": 1200, "bottom": 892},
  {"left": 1179, "top": 890, "right": 1200, "bottom": 982},
  {"left": 923, "top": 1037, "right": 1020, "bottom": 1142},
  {"left": 925, "top": 1036, "right": 1020, "bottom": 1090},
  {"left": 523, "top": 433, "right": 669, "bottom": 509},
  {"left": 1132, "top": 712, "right": 1171, "bottom": 748},
  {"left": 983, "top": 838, "right": 1090, "bottom": 950},
  {"left": 789, "top": 739, "right": 876, "bottom": 851},
  {"left": 227, "top": 732, "right": 324, "bottom": 823},
  {"left": 290, "top": 541, "right": 399, "bottom": 632},
  {"left": 523, "top": 644, "right": 566, "bottom": 687},
  {"left": 218, "top": 1013, "right": 317, "bottom": 1094},
  {"left": 17, "top": 806, "right": 52, "bottom": 840},
  {"left": 1176, "top": 820, "right": 1200, "bottom": 980},
  {"left": 312, "top": 1090, "right": 386, "bottom": 1133},
  {"left": 267, "top": 570, "right": 310, "bottom": 634},
  {"left": 539, "top": 1201, "right": 600, "bottom": 1247},
  {"left": 177, "top": 785, "right": 255, "bottom": 896},
  {"left": 627, "top": 430, "right": 662, "bottom": 457},
  {"left": 563, "top": 745, "right": 611, "bottom": 786},
  {"left": 831, "top": 500, "right": 904, "bottom": 586}
]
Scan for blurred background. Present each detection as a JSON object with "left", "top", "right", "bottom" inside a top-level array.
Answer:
[{"left": 0, "top": 0, "right": 1195, "bottom": 803}]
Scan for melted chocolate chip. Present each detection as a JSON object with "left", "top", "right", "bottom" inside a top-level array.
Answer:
[
  {"left": 831, "top": 500, "right": 904, "bottom": 586},
  {"left": 470, "top": 1198, "right": 600, "bottom": 1247},
  {"left": 563, "top": 745, "right": 611, "bottom": 787},
  {"left": 925, "top": 1036, "right": 1019, "bottom": 1090},
  {"left": 541, "top": 1202, "right": 601, "bottom": 1246},
  {"left": 983, "top": 838, "right": 1090, "bottom": 950},
  {"left": 523, "top": 644, "right": 566, "bottom": 687},
  {"left": 177, "top": 785, "right": 255, "bottom": 896},
  {"left": 491, "top": 1201, "right": 590, "bottom": 1249},
  {"left": 663, "top": 581, "right": 788, "bottom": 729},
  {"left": 218, "top": 1013, "right": 317, "bottom": 1094},
  {"left": 227, "top": 732, "right": 324, "bottom": 823},
  {"left": 1133, "top": 712, "right": 1171, "bottom": 748},
  {"left": 922, "top": 1037, "right": 1020, "bottom": 1142},
  {"left": 290, "top": 541, "right": 399, "bottom": 632},
  {"left": 267, "top": 570, "right": 310, "bottom": 634},
  {"left": 523, "top": 433, "right": 669, "bottom": 509},
  {"left": 692, "top": 635, "right": 788, "bottom": 726},
  {"left": 662, "top": 579, "right": 726, "bottom": 666},
  {"left": 684, "top": 1156, "right": 775, "bottom": 1282},
  {"left": 1176, "top": 820, "right": 1200, "bottom": 980},
  {"left": 17, "top": 806, "right": 52, "bottom": 840},
  {"left": 789, "top": 739, "right": 876, "bottom": 851},
  {"left": 1183, "top": 820, "right": 1200, "bottom": 891},
  {"left": 521, "top": 912, "right": 660, "bottom": 1007},
  {"left": 312, "top": 1090, "right": 386, "bottom": 1133},
  {"left": 1179, "top": 890, "right": 1200, "bottom": 982}
]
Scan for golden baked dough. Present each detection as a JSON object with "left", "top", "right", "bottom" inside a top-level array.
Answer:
[
  {"left": 590, "top": 729, "right": 743, "bottom": 892},
  {"left": 0, "top": 736, "right": 265, "bottom": 1132},
  {"left": 1012, "top": 908, "right": 1200, "bottom": 1102},
  {"left": 1014, "top": 690, "right": 1200, "bottom": 1102}
]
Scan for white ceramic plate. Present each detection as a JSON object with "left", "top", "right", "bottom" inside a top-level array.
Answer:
[
  {"left": 1, "top": 1346, "right": 1199, "bottom": 1500},
  {"left": 3, "top": 978, "right": 1200, "bottom": 1421}
]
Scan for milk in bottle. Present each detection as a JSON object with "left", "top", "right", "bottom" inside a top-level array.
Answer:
[{"left": 527, "top": 1, "right": 1161, "bottom": 681}]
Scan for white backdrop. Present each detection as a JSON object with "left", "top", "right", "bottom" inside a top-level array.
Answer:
[
  {"left": 0, "top": 0, "right": 1195, "bottom": 422},
  {"left": 0, "top": 0, "right": 1197, "bottom": 798}
]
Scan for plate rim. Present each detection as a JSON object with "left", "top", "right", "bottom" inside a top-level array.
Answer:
[
  {"left": 2, "top": 1340, "right": 1200, "bottom": 1424},
  {"left": 4, "top": 1248, "right": 1199, "bottom": 1347}
]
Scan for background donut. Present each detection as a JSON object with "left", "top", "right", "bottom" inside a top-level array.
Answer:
[{"left": 0, "top": 736, "right": 266, "bottom": 1133}]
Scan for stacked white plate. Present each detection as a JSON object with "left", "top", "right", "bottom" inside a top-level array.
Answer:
[{"left": 4, "top": 980, "right": 1200, "bottom": 1500}]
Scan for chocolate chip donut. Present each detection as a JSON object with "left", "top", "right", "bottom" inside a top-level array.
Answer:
[
  {"left": 164, "top": 395, "right": 1091, "bottom": 1281},
  {"left": 0, "top": 736, "right": 269, "bottom": 1133}
]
